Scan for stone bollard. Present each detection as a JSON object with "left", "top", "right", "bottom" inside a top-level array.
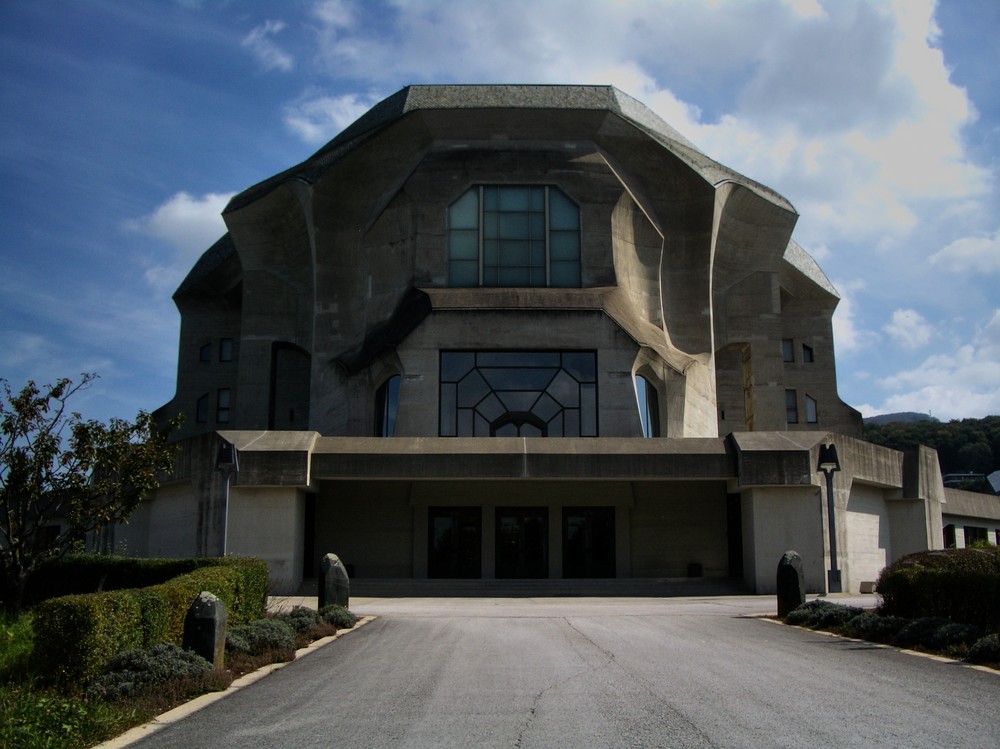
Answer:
[
  {"left": 183, "top": 591, "right": 227, "bottom": 669},
  {"left": 319, "top": 553, "right": 350, "bottom": 609},
  {"left": 776, "top": 550, "right": 805, "bottom": 618}
]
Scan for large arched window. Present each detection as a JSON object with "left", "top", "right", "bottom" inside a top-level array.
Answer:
[
  {"left": 448, "top": 185, "right": 581, "bottom": 288},
  {"left": 635, "top": 375, "right": 660, "bottom": 438}
]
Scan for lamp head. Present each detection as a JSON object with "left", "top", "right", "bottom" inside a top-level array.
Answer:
[
  {"left": 216, "top": 440, "right": 239, "bottom": 472},
  {"left": 817, "top": 442, "right": 841, "bottom": 475}
]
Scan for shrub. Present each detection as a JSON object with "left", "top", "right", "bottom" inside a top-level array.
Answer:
[
  {"left": 226, "top": 619, "right": 295, "bottom": 656},
  {"left": 0, "top": 610, "right": 34, "bottom": 681},
  {"left": 967, "top": 634, "right": 1000, "bottom": 664},
  {"left": 843, "top": 612, "right": 909, "bottom": 643},
  {"left": 276, "top": 606, "right": 322, "bottom": 633},
  {"left": 86, "top": 643, "right": 211, "bottom": 702},
  {"left": 876, "top": 547, "right": 1000, "bottom": 630},
  {"left": 30, "top": 557, "right": 268, "bottom": 686},
  {"left": 31, "top": 590, "right": 146, "bottom": 686},
  {"left": 894, "top": 617, "right": 953, "bottom": 649},
  {"left": 926, "top": 622, "right": 982, "bottom": 651},
  {"left": 785, "top": 600, "right": 861, "bottom": 629},
  {"left": 319, "top": 604, "right": 357, "bottom": 630}
]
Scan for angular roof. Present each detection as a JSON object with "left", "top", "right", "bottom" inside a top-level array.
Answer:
[{"left": 226, "top": 84, "right": 794, "bottom": 214}]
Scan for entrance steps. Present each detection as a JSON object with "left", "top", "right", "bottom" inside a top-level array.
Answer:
[{"left": 300, "top": 577, "right": 748, "bottom": 598}]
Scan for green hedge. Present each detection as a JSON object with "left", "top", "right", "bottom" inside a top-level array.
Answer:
[
  {"left": 876, "top": 547, "right": 1000, "bottom": 630},
  {"left": 25, "top": 555, "right": 235, "bottom": 605},
  {"left": 31, "top": 557, "right": 267, "bottom": 687}
]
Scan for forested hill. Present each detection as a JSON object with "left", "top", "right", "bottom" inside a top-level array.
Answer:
[{"left": 862, "top": 415, "right": 1000, "bottom": 478}]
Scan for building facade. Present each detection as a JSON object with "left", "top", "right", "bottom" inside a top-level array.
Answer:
[{"left": 119, "top": 85, "right": 961, "bottom": 594}]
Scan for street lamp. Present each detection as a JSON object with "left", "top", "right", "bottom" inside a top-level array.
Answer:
[
  {"left": 216, "top": 439, "right": 239, "bottom": 556},
  {"left": 817, "top": 442, "right": 842, "bottom": 593}
]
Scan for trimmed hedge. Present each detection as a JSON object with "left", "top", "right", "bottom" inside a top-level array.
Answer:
[
  {"left": 31, "top": 557, "right": 267, "bottom": 686},
  {"left": 876, "top": 547, "right": 1000, "bottom": 630},
  {"left": 25, "top": 555, "right": 234, "bottom": 605}
]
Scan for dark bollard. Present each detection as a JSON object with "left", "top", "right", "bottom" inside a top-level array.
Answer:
[
  {"left": 183, "top": 591, "right": 227, "bottom": 669},
  {"left": 319, "top": 553, "right": 350, "bottom": 609},
  {"left": 776, "top": 550, "right": 805, "bottom": 617}
]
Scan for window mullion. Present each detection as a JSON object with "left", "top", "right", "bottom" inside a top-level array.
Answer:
[
  {"left": 478, "top": 186, "right": 484, "bottom": 286},
  {"left": 544, "top": 186, "right": 551, "bottom": 287}
]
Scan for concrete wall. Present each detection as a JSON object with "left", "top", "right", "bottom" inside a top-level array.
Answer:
[
  {"left": 629, "top": 481, "right": 729, "bottom": 578},
  {"left": 844, "top": 483, "right": 890, "bottom": 590},
  {"left": 742, "top": 486, "right": 825, "bottom": 594},
  {"left": 227, "top": 486, "right": 305, "bottom": 594},
  {"left": 315, "top": 481, "right": 414, "bottom": 579}
]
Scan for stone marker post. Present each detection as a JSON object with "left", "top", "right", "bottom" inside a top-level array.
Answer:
[
  {"left": 319, "top": 553, "right": 350, "bottom": 609},
  {"left": 776, "top": 550, "right": 805, "bottom": 617},
  {"left": 183, "top": 591, "right": 227, "bottom": 669}
]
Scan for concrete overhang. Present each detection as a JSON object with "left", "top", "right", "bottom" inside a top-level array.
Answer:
[
  {"left": 942, "top": 487, "right": 1000, "bottom": 522},
  {"left": 217, "top": 434, "right": 737, "bottom": 484},
  {"left": 730, "top": 431, "right": 829, "bottom": 488},
  {"left": 218, "top": 430, "right": 317, "bottom": 487}
]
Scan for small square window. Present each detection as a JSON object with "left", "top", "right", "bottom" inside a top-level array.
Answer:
[
  {"left": 219, "top": 338, "right": 234, "bottom": 362},
  {"left": 196, "top": 393, "right": 209, "bottom": 423},
  {"left": 782, "top": 339, "right": 794, "bottom": 363},
  {"left": 199, "top": 343, "right": 212, "bottom": 362},
  {"left": 802, "top": 344, "right": 815, "bottom": 363},
  {"left": 785, "top": 389, "right": 798, "bottom": 423},
  {"left": 217, "top": 388, "right": 231, "bottom": 424}
]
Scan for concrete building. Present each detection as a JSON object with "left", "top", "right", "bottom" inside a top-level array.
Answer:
[{"left": 118, "top": 85, "right": 977, "bottom": 595}]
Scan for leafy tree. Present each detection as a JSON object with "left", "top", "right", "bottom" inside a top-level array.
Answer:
[
  {"left": 864, "top": 415, "right": 1000, "bottom": 485},
  {"left": 0, "top": 374, "right": 180, "bottom": 614}
]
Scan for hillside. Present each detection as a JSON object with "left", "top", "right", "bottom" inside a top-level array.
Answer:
[{"left": 863, "top": 415, "right": 1000, "bottom": 491}]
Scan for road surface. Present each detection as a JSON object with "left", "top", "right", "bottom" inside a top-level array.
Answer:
[{"left": 125, "top": 596, "right": 1000, "bottom": 748}]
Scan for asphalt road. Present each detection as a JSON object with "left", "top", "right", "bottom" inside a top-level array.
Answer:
[{"left": 126, "top": 596, "right": 1000, "bottom": 748}]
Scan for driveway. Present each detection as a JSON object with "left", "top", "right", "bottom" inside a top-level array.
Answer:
[{"left": 124, "top": 595, "right": 999, "bottom": 748}]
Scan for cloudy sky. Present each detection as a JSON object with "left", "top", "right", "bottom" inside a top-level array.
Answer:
[{"left": 1, "top": 0, "right": 998, "bottom": 425}]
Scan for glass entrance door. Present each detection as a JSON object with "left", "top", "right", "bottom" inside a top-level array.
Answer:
[
  {"left": 428, "top": 507, "right": 482, "bottom": 578},
  {"left": 562, "top": 507, "right": 615, "bottom": 578},
  {"left": 495, "top": 507, "right": 548, "bottom": 578}
]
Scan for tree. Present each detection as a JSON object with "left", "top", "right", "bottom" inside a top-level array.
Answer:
[{"left": 0, "top": 374, "right": 180, "bottom": 614}]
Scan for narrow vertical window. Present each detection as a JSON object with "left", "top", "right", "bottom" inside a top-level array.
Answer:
[
  {"left": 781, "top": 339, "right": 794, "bottom": 363},
  {"left": 375, "top": 375, "right": 401, "bottom": 437},
  {"left": 802, "top": 344, "right": 814, "bottom": 363},
  {"left": 199, "top": 343, "right": 212, "bottom": 362},
  {"left": 635, "top": 375, "right": 660, "bottom": 438},
  {"left": 785, "top": 389, "right": 798, "bottom": 424},
  {"left": 217, "top": 388, "right": 231, "bottom": 424},
  {"left": 805, "top": 395, "right": 818, "bottom": 424},
  {"left": 219, "top": 338, "right": 234, "bottom": 362},
  {"left": 196, "top": 393, "right": 209, "bottom": 423}
]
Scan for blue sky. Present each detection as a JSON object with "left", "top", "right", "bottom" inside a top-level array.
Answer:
[{"left": 1, "top": 0, "right": 998, "bottom": 424}]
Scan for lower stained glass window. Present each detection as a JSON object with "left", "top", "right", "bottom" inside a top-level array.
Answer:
[{"left": 439, "top": 351, "right": 597, "bottom": 437}]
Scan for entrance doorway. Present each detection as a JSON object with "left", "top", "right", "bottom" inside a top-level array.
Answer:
[
  {"left": 563, "top": 507, "right": 615, "bottom": 578},
  {"left": 495, "top": 507, "right": 548, "bottom": 578},
  {"left": 428, "top": 507, "right": 482, "bottom": 578}
]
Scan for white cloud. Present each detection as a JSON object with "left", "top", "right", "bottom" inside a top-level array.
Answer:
[
  {"left": 874, "top": 310, "right": 1000, "bottom": 419},
  {"left": 930, "top": 229, "right": 1000, "bottom": 273},
  {"left": 831, "top": 279, "right": 879, "bottom": 353},
  {"left": 126, "top": 191, "right": 233, "bottom": 259},
  {"left": 883, "top": 308, "right": 934, "bottom": 349},
  {"left": 284, "top": 91, "right": 381, "bottom": 144},
  {"left": 125, "top": 191, "right": 234, "bottom": 292},
  {"left": 242, "top": 20, "right": 294, "bottom": 72}
]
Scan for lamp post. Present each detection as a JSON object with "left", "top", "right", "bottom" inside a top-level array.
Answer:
[
  {"left": 216, "top": 440, "right": 239, "bottom": 556},
  {"left": 817, "top": 442, "right": 842, "bottom": 593}
]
